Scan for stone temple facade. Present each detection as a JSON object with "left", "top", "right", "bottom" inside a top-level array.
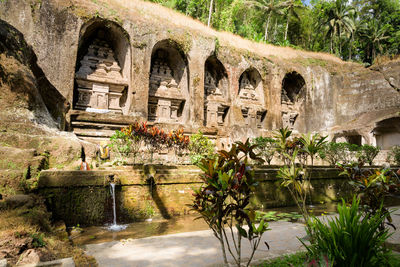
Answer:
[{"left": 0, "top": 0, "right": 399, "bottom": 154}]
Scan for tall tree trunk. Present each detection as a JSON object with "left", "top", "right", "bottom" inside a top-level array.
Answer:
[
  {"left": 349, "top": 34, "right": 353, "bottom": 60},
  {"left": 339, "top": 28, "right": 342, "bottom": 58},
  {"left": 284, "top": 15, "right": 289, "bottom": 41},
  {"left": 273, "top": 17, "right": 278, "bottom": 42},
  {"left": 264, "top": 12, "right": 272, "bottom": 41},
  {"left": 208, "top": 0, "right": 214, "bottom": 27},
  {"left": 372, "top": 43, "right": 376, "bottom": 63}
]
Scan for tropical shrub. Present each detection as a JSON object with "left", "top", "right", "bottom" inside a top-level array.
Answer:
[
  {"left": 112, "top": 122, "right": 190, "bottom": 164},
  {"left": 192, "top": 140, "right": 270, "bottom": 267},
  {"left": 251, "top": 137, "right": 276, "bottom": 165},
  {"left": 278, "top": 150, "right": 310, "bottom": 222},
  {"left": 188, "top": 131, "right": 215, "bottom": 165},
  {"left": 302, "top": 198, "right": 393, "bottom": 267},
  {"left": 276, "top": 131, "right": 327, "bottom": 223},
  {"left": 273, "top": 127, "right": 293, "bottom": 165},
  {"left": 319, "top": 142, "right": 360, "bottom": 166},
  {"left": 357, "top": 144, "right": 381, "bottom": 166},
  {"left": 110, "top": 127, "right": 142, "bottom": 164},
  {"left": 387, "top": 145, "right": 400, "bottom": 165},
  {"left": 338, "top": 163, "right": 400, "bottom": 230},
  {"left": 300, "top": 133, "right": 328, "bottom": 166}
]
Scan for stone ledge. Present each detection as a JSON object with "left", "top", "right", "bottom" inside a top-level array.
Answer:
[
  {"left": 38, "top": 166, "right": 204, "bottom": 188},
  {"left": 17, "top": 257, "right": 74, "bottom": 267},
  {"left": 38, "top": 166, "right": 344, "bottom": 188}
]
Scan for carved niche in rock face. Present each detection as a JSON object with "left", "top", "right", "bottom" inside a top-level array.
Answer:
[
  {"left": 238, "top": 70, "right": 266, "bottom": 128},
  {"left": 148, "top": 49, "right": 185, "bottom": 123},
  {"left": 204, "top": 71, "right": 222, "bottom": 97},
  {"left": 204, "top": 70, "right": 227, "bottom": 127},
  {"left": 239, "top": 72, "right": 258, "bottom": 101},
  {"left": 281, "top": 72, "right": 305, "bottom": 130},
  {"left": 75, "top": 34, "right": 128, "bottom": 112}
]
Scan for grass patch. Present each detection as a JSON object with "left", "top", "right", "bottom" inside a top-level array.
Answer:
[{"left": 254, "top": 251, "right": 307, "bottom": 267}]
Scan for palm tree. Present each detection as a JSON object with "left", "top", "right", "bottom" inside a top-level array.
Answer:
[
  {"left": 281, "top": 0, "right": 304, "bottom": 41},
  {"left": 246, "top": 0, "right": 286, "bottom": 42},
  {"left": 321, "top": 0, "right": 355, "bottom": 55},
  {"left": 360, "top": 19, "right": 389, "bottom": 62},
  {"left": 207, "top": 0, "right": 214, "bottom": 27}
]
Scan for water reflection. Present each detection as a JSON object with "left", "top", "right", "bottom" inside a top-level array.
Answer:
[
  {"left": 72, "top": 203, "right": 342, "bottom": 246},
  {"left": 72, "top": 215, "right": 209, "bottom": 246}
]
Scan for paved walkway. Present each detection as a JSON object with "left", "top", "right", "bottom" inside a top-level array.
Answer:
[{"left": 85, "top": 207, "right": 400, "bottom": 267}]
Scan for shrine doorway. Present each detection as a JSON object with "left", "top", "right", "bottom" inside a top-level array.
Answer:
[
  {"left": 281, "top": 71, "right": 306, "bottom": 130},
  {"left": 203, "top": 56, "right": 229, "bottom": 127},
  {"left": 73, "top": 19, "right": 131, "bottom": 114},
  {"left": 238, "top": 68, "right": 266, "bottom": 129},
  {"left": 281, "top": 72, "right": 305, "bottom": 104},
  {"left": 148, "top": 39, "right": 189, "bottom": 124}
]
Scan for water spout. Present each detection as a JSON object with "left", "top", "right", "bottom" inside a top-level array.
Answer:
[{"left": 108, "top": 182, "right": 127, "bottom": 231}]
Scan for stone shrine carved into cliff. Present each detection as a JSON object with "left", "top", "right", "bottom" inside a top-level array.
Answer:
[
  {"left": 238, "top": 70, "right": 266, "bottom": 128},
  {"left": 204, "top": 70, "right": 228, "bottom": 127},
  {"left": 75, "top": 36, "right": 128, "bottom": 112},
  {"left": 281, "top": 111, "right": 298, "bottom": 130},
  {"left": 281, "top": 72, "right": 305, "bottom": 130},
  {"left": 239, "top": 73, "right": 258, "bottom": 101},
  {"left": 242, "top": 107, "right": 266, "bottom": 129},
  {"left": 148, "top": 50, "right": 185, "bottom": 123}
]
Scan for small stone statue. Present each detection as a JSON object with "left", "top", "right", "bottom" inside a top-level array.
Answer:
[{"left": 99, "top": 141, "right": 110, "bottom": 160}]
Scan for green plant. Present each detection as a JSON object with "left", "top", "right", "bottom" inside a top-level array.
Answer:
[
  {"left": 320, "top": 142, "right": 360, "bottom": 166},
  {"left": 110, "top": 129, "right": 135, "bottom": 162},
  {"left": 357, "top": 144, "right": 380, "bottom": 166},
  {"left": 255, "top": 210, "right": 302, "bottom": 222},
  {"left": 188, "top": 131, "right": 215, "bottom": 165},
  {"left": 337, "top": 164, "right": 400, "bottom": 230},
  {"left": 278, "top": 149, "right": 310, "bottom": 222},
  {"left": 300, "top": 133, "right": 328, "bottom": 167},
  {"left": 251, "top": 137, "right": 276, "bottom": 165},
  {"left": 302, "top": 197, "right": 393, "bottom": 267},
  {"left": 31, "top": 232, "right": 46, "bottom": 248},
  {"left": 119, "top": 122, "right": 189, "bottom": 164},
  {"left": 273, "top": 127, "right": 293, "bottom": 165},
  {"left": 387, "top": 145, "right": 400, "bottom": 165},
  {"left": 192, "top": 140, "right": 270, "bottom": 267},
  {"left": 256, "top": 251, "right": 307, "bottom": 267}
]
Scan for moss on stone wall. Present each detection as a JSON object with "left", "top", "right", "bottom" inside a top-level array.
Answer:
[{"left": 38, "top": 166, "right": 353, "bottom": 226}]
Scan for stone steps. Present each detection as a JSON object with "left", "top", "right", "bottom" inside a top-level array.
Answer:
[{"left": 70, "top": 110, "right": 137, "bottom": 141}]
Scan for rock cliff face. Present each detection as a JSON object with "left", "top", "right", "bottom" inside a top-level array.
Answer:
[
  {"left": 0, "top": 0, "right": 399, "bottom": 158},
  {"left": 0, "top": 19, "right": 82, "bottom": 196}
]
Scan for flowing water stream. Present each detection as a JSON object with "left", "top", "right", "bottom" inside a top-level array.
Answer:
[{"left": 107, "top": 183, "right": 127, "bottom": 231}]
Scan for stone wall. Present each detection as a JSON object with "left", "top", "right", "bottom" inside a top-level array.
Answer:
[{"left": 38, "top": 166, "right": 352, "bottom": 226}]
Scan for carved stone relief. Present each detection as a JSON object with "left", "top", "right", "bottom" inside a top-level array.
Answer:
[
  {"left": 238, "top": 70, "right": 266, "bottom": 128},
  {"left": 75, "top": 36, "right": 128, "bottom": 112},
  {"left": 282, "top": 111, "right": 298, "bottom": 130},
  {"left": 204, "top": 65, "right": 229, "bottom": 127},
  {"left": 239, "top": 72, "right": 258, "bottom": 101},
  {"left": 148, "top": 49, "right": 185, "bottom": 123},
  {"left": 281, "top": 72, "right": 305, "bottom": 130}
]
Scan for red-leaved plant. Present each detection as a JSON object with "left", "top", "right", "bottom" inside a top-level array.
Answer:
[{"left": 192, "top": 139, "right": 270, "bottom": 267}]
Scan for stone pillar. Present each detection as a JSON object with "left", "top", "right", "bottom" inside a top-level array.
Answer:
[
  {"left": 206, "top": 101, "right": 219, "bottom": 127},
  {"left": 156, "top": 99, "right": 171, "bottom": 122}
]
